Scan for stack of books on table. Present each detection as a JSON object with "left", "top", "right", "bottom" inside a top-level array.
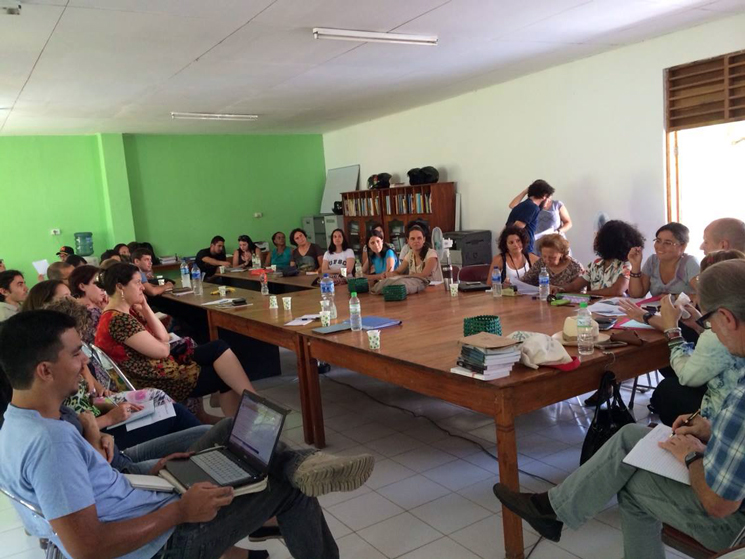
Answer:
[{"left": 450, "top": 333, "right": 522, "bottom": 381}]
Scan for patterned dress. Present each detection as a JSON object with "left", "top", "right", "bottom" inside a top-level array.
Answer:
[
  {"left": 522, "top": 257, "right": 585, "bottom": 286},
  {"left": 580, "top": 259, "right": 631, "bottom": 290}
]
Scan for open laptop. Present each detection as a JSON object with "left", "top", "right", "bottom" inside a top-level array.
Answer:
[{"left": 165, "top": 391, "right": 289, "bottom": 489}]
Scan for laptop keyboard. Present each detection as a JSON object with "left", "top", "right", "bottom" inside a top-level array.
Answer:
[{"left": 191, "top": 451, "right": 254, "bottom": 486}]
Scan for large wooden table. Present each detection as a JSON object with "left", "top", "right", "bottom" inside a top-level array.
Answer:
[
  {"left": 165, "top": 283, "right": 669, "bottom": 559},
  {"left": 213, "top": 269, "right": 319, "bottom": 294}
]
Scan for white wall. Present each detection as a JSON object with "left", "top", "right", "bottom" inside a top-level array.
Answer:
[{"left": 323, "top": 14, "right": 745, "bottom": 265}]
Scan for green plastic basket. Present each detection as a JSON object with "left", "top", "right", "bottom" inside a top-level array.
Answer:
[
  {"left": 382, "top": 284, "right": 407, "bottom": 302},
  {"left": 463, "top": 315, "right": 502, "bottom": 337},
  {"left": 346, "top": 277, "right": 370, "bottom": 294}
]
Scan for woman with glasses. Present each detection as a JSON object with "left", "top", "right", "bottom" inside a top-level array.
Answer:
[{"left": 627, "top": 222, "right": 700, "bottom": 298}]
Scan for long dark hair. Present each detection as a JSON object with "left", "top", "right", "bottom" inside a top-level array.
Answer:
[
  {"left": 100, "top": 263, "right": 140, "bottom": 296},
  {"left": 498, "top": 226, "right": 531, "bottom": 258},
  {"left": 238, "top": 235, "right": 257, "bottom": 253},
  {"left": 367, "top": 231, "right": 387, "bottom": 259},
  {"left": 407, "top": 225, "right": 432, "bottom": 262},
  {"left": 22, "top": 280, "right": 66, "bottom": 311},
  {"left": 327, "top": 228, "right": 350, "bottom": 253}
]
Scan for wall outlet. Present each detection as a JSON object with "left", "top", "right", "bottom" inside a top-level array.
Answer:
[
  {"left": 51, "top": 228, "right": 61, "bottom": 236},
  {"left": 253, "top": 212, "right": 263, "bottom": 218}
]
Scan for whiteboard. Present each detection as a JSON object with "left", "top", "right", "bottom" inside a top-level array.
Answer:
[{"left": 320, "top": 165, "right": 360, "bottom": 214}]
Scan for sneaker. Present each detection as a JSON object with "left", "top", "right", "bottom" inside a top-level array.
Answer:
[
  {"left": 291, "top": 452, "right": 374, "bottom": 497},
  {"left": 492, "top": 483, "right": 563, "bottom": 542}
]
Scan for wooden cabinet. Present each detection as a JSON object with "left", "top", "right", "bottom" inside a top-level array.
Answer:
[{"left": 342, "top": 182, "right": 456, "bottom": 256}]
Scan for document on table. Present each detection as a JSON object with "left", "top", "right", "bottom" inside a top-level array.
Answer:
[
  {"left": 623, "top": 424, "right": 690, "bottom": 485},
  {"left": 285, "top": 314, "right": 321, "bottom": 326},
  {"left": 509, "top": 278, "right": 539, "bottom": 295},
  {"left": 126, "top": 402, "right": 176, "bottom": 432},
  {"left": 32, "top": 259, "right": 50, "bottom": 276}
]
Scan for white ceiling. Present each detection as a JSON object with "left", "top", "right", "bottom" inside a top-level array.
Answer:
[{"left": 1, "top": 0, "right": 743, "bottom": 135}]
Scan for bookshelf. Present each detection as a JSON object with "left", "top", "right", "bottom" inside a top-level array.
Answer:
[{"left": 342, "top": 182, "right": 456, "bottom": 256}]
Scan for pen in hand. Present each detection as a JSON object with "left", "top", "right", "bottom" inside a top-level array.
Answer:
[{"left": 671, "top": 409, "right": 701, "bottom": 437}]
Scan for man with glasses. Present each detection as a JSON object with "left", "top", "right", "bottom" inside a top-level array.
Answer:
[{"left": 494, "top": 260, "right": 745, "bottom": 559}]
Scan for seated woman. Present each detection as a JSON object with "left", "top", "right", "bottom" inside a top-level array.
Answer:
[
  {"left": 232, "top": 234, "right": 262, "bottom": 268},
  {"left": 321, "top": 228, "right": 355, "bottom": 275},
  {"left": 486, "top": 226, "right": 539, "bottom": 286},
  {"left": 289, "top": 228, "right": 324, "bottom": 272},
  {"left": 522, "top": 234, "right": 584, "bottom": 287},
  {"left": 46, "top": 297, "right": 202, "bottom": 449},
  {"left": 385, "top": 225, "right": 443, "bottom": 282},
  {"left": 620, "top": 250, "right": 745, "bottom": 425},
  {"left": 558, "top": 220, "right": 645, "bottom": 297},
  {"left": 21, "top": 280, "right": 71, "bottom": 311},
  {"left": 113, "top": 243, "right": 131, "bottom": 262},
  {"left": 362, "top": 223, "right": 386, "bottom": 269},
  {"left": 627, "top": 222, "right": 700, "bottom": 298},
  {"left": 94, "top": 263, "right": 256, "bottom": 418},
  {"left": 362, "top": 231, "right": 398, "bottom": 280},
  {"left": 264, "top": 231, "right": 292, "bottom": 268}
]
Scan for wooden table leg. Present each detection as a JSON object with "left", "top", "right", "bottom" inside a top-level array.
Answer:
[
  {"left": 496, "top": 390, "right": 524, "bottom": 559},
  {"left": 302, "top": 338, "right": 326, "bottom": 449},
  {"left": 207, "top": 310, "right": 219, "bottom": 342},
  {"left": 295, "top": 337, "right": 315, "bottom": 445}
]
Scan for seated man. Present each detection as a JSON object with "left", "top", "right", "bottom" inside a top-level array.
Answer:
[
  {"left": 0, "top": 269, "right": 28, "bottom": 321},
  {"left": 0, "top": 311, "right": 374, "bottom": 559},
  {"left": 700, "top": 217, "right": 745, "bottom": 254},
  {"left": 494, "top": 259, "right": 745, "bottom": 559},
  {"left": 132, "top": 248, "right": 172, "bottom": 297},
  {"left": 196, "top": 236, "right": 232, "bottom": 279},
  {"left": 57, "top": 245, "right": 75, "bottom": 262},
  {"left": 47, "top": 261, "right": 74, "bottom": 284}
]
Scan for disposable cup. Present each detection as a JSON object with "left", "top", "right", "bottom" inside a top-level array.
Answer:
[
  {"left": 218, "top": 266, "right": 225, "bottom": 274},
  {"left": 340, "top": 268, "right": 347, "bottom": 278},
  {"left": 282, "top": 297, "right": 292, "bottom": 310},
  {"left": 269, "top": 295, "right": 278, "bottom": 309},
  {"left": 449, "top": 282, "right": 459, "bottom": 297},
  {"left": 218, "top": 286, "right": 227, "bottom": 297},
  {"left": 367, "top": 329, "right": 381, "bottom": 350},
  {"left": 320, "top": 311, "right": 331, "bottom": 327}
]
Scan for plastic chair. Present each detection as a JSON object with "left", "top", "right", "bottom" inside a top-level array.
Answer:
[
  {"left": 0, "top": 486, "right": 63, "bottom": 559},
  {"left": 457, "top": 264, "right": 491, "bottom": 283},
  {"left": 89, "top": 343, "right": 137, "bottom": 391}
]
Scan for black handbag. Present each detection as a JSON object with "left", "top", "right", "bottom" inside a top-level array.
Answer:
[{"left": 579, "top": 371, "right": 636, "bottom": 465}]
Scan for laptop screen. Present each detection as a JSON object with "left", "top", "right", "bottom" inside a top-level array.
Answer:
[{"left": 228, "top": 393, "right": 286, "bottom": 469}]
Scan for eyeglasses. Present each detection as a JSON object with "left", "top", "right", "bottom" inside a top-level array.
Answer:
[
  {"left": 653, "top": 238, "right": 679, "bottom": 247},
  {"left": 696, "top": 309, "right": 718, "bottom": 330}
]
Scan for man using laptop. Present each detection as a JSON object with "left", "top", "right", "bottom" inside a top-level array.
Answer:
[{"left": 0, "top": 311, "right": 371, "bottom": 559}]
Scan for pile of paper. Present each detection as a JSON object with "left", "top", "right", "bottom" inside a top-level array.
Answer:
[{"left": 450, "top": 333, "right": 522, "bottom": 381}]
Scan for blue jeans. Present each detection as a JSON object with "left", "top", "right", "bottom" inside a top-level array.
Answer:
[{"left": 106, "top": 402, "right": 202, "bottom": 449}]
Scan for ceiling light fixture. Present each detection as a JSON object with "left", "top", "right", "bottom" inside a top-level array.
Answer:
[
  {"left": 312, "top": 27, "right": 437, "bottom": 46},
  {"left": 170, "top": 111, "right": 259, "bottom": 122}
]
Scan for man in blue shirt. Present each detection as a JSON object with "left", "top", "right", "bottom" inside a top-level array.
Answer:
[
  {"left": 0, "top": 311, "right": 341, "bottom": 559},
  {"left": 505, "top": 179, "right": 555, "bottom": 254},
  {"left": 493, "top": 259, "right": 745, "bottom": 559}
]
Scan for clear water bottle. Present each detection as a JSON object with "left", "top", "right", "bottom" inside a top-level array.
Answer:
[
  {"left": 320, "top": 274, "right": 337, "bottom": 319},
  {"left": 354, "top": 259, "right": 363, "bottom": 277},
  {"left": 191, "top": 264, "right": 203, "bottom": 296},
  {"left": 349, "top": 291, "right": 362, "bottom": 331},
  {"left": 538, "top": 266, "right": 550, "bottom": 301},
  {"left": 180, "top": 260, "right": 191, "bottom": 289},
  {"left": 442, "top": 249, "right": 453, "bottom": 291},
  {"left": 260, "top": 272, "right": 269, "bottom": 295},
  {"left": 491, "top": 266, "right": 502, "bottom": 298},
  {"left": 252, "top": 253, "right": 261, "bottom": 269},
  {"left": 577, "top": 302, "right": 594, "bottom": 356}
]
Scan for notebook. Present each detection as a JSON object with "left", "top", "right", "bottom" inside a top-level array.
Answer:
[
  {"left": 622, "top": 424, "right": 690, "bottom": 485},
  {"left": 105, "top": 400, "right": 156, "bottom": 430}
]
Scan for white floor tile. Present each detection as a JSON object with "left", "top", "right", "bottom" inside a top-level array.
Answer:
[
  {"left": 457, "top": 478, "right": 502, "bottom": 513},
  {"left": 325, "top": 412, "right": 380, "bottom": 433},
  {"left": 517, "top": 458, "right": 571, "bottom": 485},
  {"left": 411, "top": 493, "right": 492, "bottom": 535},
  {"left": 401, "top": 422, "right": 450, "bottom": 444},
  {"left": 318, "top": 484, "right": 372, "bottom": 508},
  {"left": 364, "top": 459, "right": 416, "bottom": 490},
  {"left": 390, "top": 446, "right": 458, "bottom": 473},
  {"left": 398, "top": 537, "right": 481, "bottom": 559},
  {"left": 0, "top": 508, "right": 24, "bottom": 534},
  {"left": 438, "top": 412, "right": 495, "bottom": 433},
  {"left": 554, "top": 519, "right": 624, "bottom": 559},
  {"left": 0, "top": 527, "right": 43, "bottom": 557},
  {"left": 451, "top": 515, "right": 540, "bottom": 559},
  {"left": 327, "top": 491, "right": 404, "bottom": 531},
  {"left": 539, "top": 446, "right": 582, "bottom": 474},
  {"left": 422, "top": 459, "right": 493, "bottom": 491},
  {"left": 341, "top": 422, "right": 397, "bottom": 444},
  {"left": 521, "top": 539, "right": 581, "bottom": 559},
  {"left": 2, "top": 548, "right": 46, "bottom": 559},
  {"left": 357, "top": 512, "right": 442, "bottom": 558},
  {"left": 516, "top": 433, "right": 572, "bottom": 460},
  {"left": 365, "top": 433, "right": 426, "bottom": 458},
  {"left": 376, "top": 475, "right": 452, "bottom": 510},
  {"left": 322, "top": 510, "right": 353, "bottom": 540},
  {"left": 430, "top": 436, "right": 483, "bottom": 459},
  {"left": 336, "top": 533, "right": 387, "bottom": 559},
  {"left": 461, "top": 450, "right": 501, "bottom": 475}
]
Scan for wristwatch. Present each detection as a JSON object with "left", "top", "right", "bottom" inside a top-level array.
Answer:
[
  {"left": 684, "top": 451, "right": 704, "bottom": 469},
  {"left": 642, "top": 311, "right": 655, "bottom": 325}
]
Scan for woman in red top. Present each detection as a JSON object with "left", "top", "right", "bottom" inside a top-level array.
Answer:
[{"left": 94, "top": 263, "right": 255, "bottom": 417}]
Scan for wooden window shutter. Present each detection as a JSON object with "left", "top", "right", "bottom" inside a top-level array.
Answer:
[{"left": 665, "top": 49, "right": 745, "bottom": 131}]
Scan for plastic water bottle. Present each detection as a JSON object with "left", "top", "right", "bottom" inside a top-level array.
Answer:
[
  {"left": 491, "top": 266, "right": 502, "bottom": 298},
  {"left": 354, "top": 259, "right": 363, "bottom": 277},
  {"left": 442, "top": 249, "right": 453, "bottom": 291},
  {"left": 538, "top": 266, "right": 550, "bottom": 301},
  {"left": 577, "top": 302, "right": 594, "bottom": 356},
  {"left": 180, "top": 260, "right": 191, "bottom": 289},
  {"left": 349, "top": 292, "right": 362, "bottom": 331},
  {"left": 260, "top": 272, "right": 269, "bottom": 295},
  {"left": 191, "top": 264, "right": 203, "bottom": 296},
  {"left": 320, "top": 274, "right": 337, "bottom": 319}
]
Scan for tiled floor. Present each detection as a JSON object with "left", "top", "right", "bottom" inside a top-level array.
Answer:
[{"left": 0, "top": 349, "right": 688, "bottom": 559}]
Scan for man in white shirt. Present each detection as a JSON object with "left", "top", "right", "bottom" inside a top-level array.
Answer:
[{"left": 0, "top": 270, "right": 28, "bottom": 321}]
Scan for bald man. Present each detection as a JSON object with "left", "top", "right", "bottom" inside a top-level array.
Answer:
[{"left": 701, "top": 218, "right": 745, "bottom": 255}]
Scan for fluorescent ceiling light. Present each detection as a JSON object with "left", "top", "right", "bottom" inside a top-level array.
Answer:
[
  {"left": 170, "top": 112, "right": 258, "bottom": 122},
  {"left": 313, "top": 28, "right": 437, "bottom": 46}
]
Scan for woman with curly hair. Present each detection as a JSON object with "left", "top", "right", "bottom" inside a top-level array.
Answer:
[
  {"left": 487, "top": 225, "right": 539, "bottom": 286},
  {"left": 558, "top": 220, "right": 646, "bottom": 296}
]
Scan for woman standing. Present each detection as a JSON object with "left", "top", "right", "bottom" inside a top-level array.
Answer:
[
  {"left": 487, "top": 226, "right": 539, "bottom": 286},
  {"left": 627, "top": 222, "right": 699, "bottom": 298},
  {"left": 321, "top": 229, "right": 355, "bottom": 275},
  {"left": 522, "top": 234, "right": 584, "bottom": 287},
  {"left": 264, "top": 231, "right": 292, "bottom": 268},
  {"left": 508, "top": 188, "right": 572, "bottom": 244},
  {"left": 289, "top": 228, "right": 324, "bottom": 272},
  {"left": 386, "top": 225, "right": 443, "bottom": 282},
  {"left": 232, "top": 234, "right": 262, "bottom": 268},
  {"left": 362, "top": 231, "right": 398, "bottom": 280}
]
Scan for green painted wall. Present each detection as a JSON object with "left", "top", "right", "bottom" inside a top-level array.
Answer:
[
  {"left": 97, "top": 134, "right": 136, "bottom": 243},
  {"left": 0, "top": 136, "right": 110, "bottom": 282},
  {"left": 124, "top": 134, "right": 326, "bottom": 258}
]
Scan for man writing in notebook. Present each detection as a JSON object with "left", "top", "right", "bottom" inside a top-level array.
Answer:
[
  {"left": 0, "top": 310, "right": 373, "bottom": 559},
  {"left": 494, "top": 259, "right": 745, "bottom": 559}
]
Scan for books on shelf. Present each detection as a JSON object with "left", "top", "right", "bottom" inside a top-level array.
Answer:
[
  {"left": 450, "top": 333, "right": 522, "bottom": 381},
  {"left": 343, "top": 194, "right": 380, "bottom": 217},
  {"left": 380, "top": 191, "right": 432, "bottom": 215}
]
